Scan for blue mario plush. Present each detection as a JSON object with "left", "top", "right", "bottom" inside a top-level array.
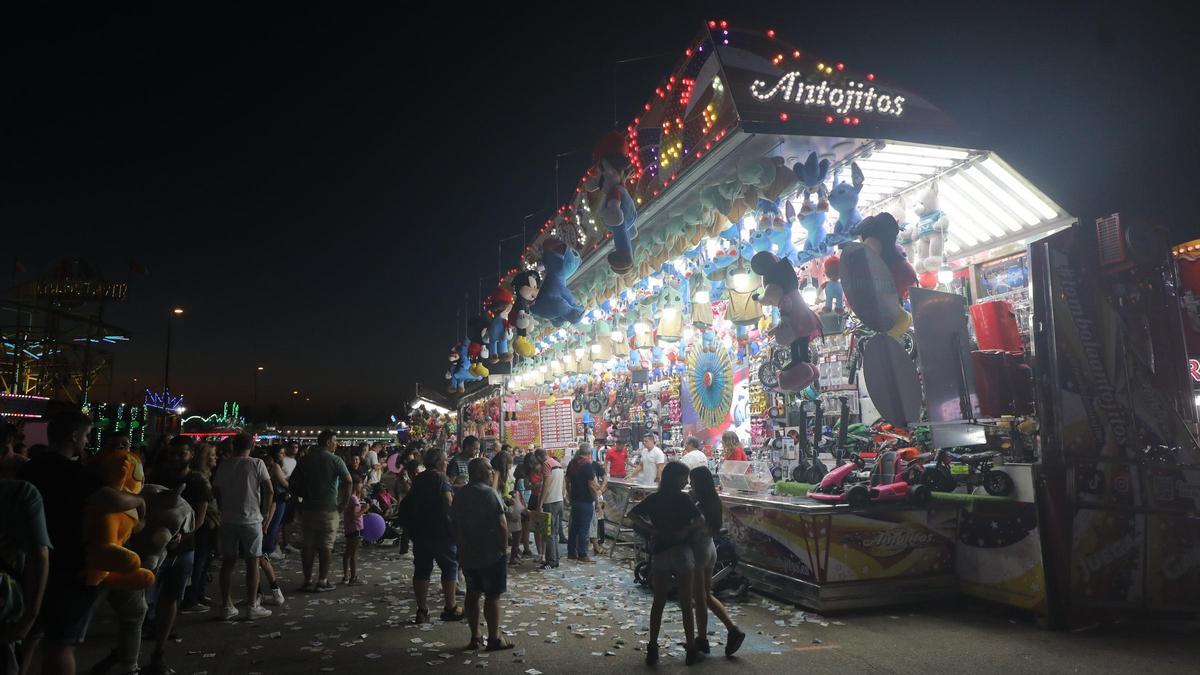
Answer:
[{"left": 531, "top": 237, "right": 585, "bottom": 326}]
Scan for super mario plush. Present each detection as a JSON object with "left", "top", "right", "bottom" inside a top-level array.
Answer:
[
  {"left": 510, "top": 270, "right": 540, "bottom": 357},
  {"left": 827, "top": 162, "right": 865, "bottom": 246},
  {"left": 855, "top": 212, "right": 918, "bottom": 336},
  {"left": 467, "top": 316, "right": 491, "bottom": 378},
  {"left": 531, "top": 237, "right": 585, "bottom": 326},
  {"left": 584, "top": 132, "right": 638, "bottom": 274},
  {"left": 821, "top": 254, "right": 845, "bottom": 314},
  {"left": 84, "top": 446, "right": 155, "bottom": 590},
  {"left": 446, "top": 341, "right": 481, "bottom": 393},
  {"left": 751, "top": 251, "right": 822, "bottom": 392},
  {"left": 485, "top": 289, "right": 514, "bottom": 363}
]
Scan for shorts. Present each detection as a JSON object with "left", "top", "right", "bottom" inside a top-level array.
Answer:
[
  {"left": 29, "top": 573, "right": 100, "bottom": 644},
  {"left": 412, "top": 538, "right": 458, "bottom": 582},
  {"left": 220, "top": 522, "right": 264, "bottom": 558},
  {"left": 345, "top": 530, "right": 362, "bottom": 541},
  {"left": 300, "top": 510, "right": 340, "bottom": 550},
  {"left": 690, "top": 537, "right": 717, "bottom": 571},
  {"left": 528, "top": 494, "right": 541, "bottom": 511},
  {"left": 652, "top": 543, "right": 696, "bottom": 575},
  {"left": 155, "top": 550, "right": 196, "bottom": 602},
  {"left": 463, "top": 557, "right": 508, "bottom": 597}
]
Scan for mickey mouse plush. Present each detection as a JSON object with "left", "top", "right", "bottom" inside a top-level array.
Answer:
[
  {"left": 751, "top": 250, "right": 822, "bottom": 392},
  {"left": 467, "top": 316, "right": 491, "bottom": 378},
  {"left": 531, "top": 237, "right": 585, "bottom": 326},
  {"left": 583, "top": 131, "right": 638, "bottom": 274},
  {"left": 510, "top": 270, "right": 540, "bottom": 357},
  {"left": 854, "top": 211, "right": 918, "bottom": 336},
  {"left": 485, "top": 289, "right": 514, "bottom": 363}
]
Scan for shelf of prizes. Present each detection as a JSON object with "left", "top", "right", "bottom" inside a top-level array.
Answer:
[{"left": 447, "top": 22, "right": 1199, "bottom": 627}]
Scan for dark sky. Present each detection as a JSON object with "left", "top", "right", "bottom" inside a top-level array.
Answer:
[{"left": 5, "top": 2, "right": 1195, "bottom": 423}]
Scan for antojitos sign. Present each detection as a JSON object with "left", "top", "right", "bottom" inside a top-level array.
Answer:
[{"left": 749, "top": 72, "right": 906, "bottom": 118}]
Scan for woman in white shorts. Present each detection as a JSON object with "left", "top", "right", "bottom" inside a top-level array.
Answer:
[
  {"left": 688, "top": 466, "right": 746, "bottom": 657},
  {"left": 629, "top": 461, "right": 706, "bottom": 666}
]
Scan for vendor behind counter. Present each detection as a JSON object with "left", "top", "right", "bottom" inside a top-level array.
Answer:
[{"left": 627, "top": 433, "right": 665, "bottom": 486}]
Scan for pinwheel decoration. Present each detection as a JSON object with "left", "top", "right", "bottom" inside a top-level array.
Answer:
[{"left": 686, "top": 346, "right": 734, "bottom": 428}]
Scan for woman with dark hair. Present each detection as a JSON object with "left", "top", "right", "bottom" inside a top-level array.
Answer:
[
  {"left": 628, "top": 461, "right": 705, "bottom": 665},
  {"left": 262, "top": 445, "right": 291, "bottom": 561},
  {"left": 688, "top": 466, "right": 746, "bottom": 657}
]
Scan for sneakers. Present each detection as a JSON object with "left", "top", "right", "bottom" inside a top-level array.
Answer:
[
  {"left": 725, "top": 628, "right": 746, "bottom": 656},
  {"left": 267, "top": 549, "right": 286, "bottom": 561},
  {"left": 221, "top": 605, "right": 238, "bottom": 621},
  {"left": 314, "top": 580, "right": 335, "bottom": 593},
  {"left": 283, "top": 544, "right": 301, "bottom": 554},
  {"left": 265, "top": 588, "right": 286, "bottom": 606},
  {"left": 245, "top": 604, "right": 273, "bottom": 620},
  {"left": 578, "top": 557, "right": 597, "bottom": 564},
  {"left": 645, "top": 642, "right": 659, "bottom": 666},
  {"left": 346, "top": 577, "right": 365, "bottom": 586},
  {"left": 179, "top": 602, "right": 209, "bottom": 615},
  {"left": 297, "top": 581, "right": 315, "bottom": 593},
  {"left": 685, "top": 647, "right": 705, "bottom": 665}
]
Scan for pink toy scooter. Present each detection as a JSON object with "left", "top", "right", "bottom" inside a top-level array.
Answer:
[{"left": 808, "top": 450, "right": 930, "bottom": 508}]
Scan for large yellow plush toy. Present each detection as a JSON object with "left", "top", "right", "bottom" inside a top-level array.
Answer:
[{"left": 84, "top": 447, "right": 155, "bottom": 589}]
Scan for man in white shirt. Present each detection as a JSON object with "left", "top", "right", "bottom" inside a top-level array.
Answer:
[
  {"left": 212, "top": 433, "right": 274, "bottom": 620},
  {"left": 365, "top": 442, "right": 383, "bottom": 487},
  {"left": 631, "top": 433, "right": 666, "bottom": 486},
  {"left": 679, "top": 437, "right": 709, "bottom": 471}
]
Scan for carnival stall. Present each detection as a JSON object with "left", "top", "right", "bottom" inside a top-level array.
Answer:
[{"left": 439, "top": 22, "right": 1198, "bottom": 625}]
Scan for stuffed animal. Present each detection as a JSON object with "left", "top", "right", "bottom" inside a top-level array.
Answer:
[
  {"left": 531, "top": 237, "right": 585, "bottom": 326},
  {"left": 821, "top": 254, "right": 845, "bottom": 314},
  {"left": 510, "top": 270, "right": 540, "bottom": 357},
  {"left": 855, "top": 212, "right": 918, "bottom": 336},
  {"left": 126, "top": 483, "right": 195, "bottom": 576},
  {"left": 485, "top": 289, "right": 514, "bottom": 363},
  {"left": 467, "top": 316, "right": 491, "bottom": 378},
  {"left": 751, "top": 251, "right": 822, "bottom": 392},
  {"left": 84, "top": 446, "right": 155, "bottom": 589},
  {"left": 791, "top": 185, "right": 830, "bottom": 263},
  {"left": 791, "top": 151, "right": 831, "bottom": 191},
  {"left": 446, "top": 341, "right": 481, "bottom": 392},
  {"left": 827, "top": 162, "right": 865, "bottom": 246},
  {"left": 912, "top": 182, "right": 950, "bottom": 273},
  {"left": 584, "top": 132, "right": 639, "bottom": 274}
]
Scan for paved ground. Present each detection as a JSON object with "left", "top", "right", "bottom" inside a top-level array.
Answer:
[{"left": 76, "top": 543, "right": 1200, "bottom": 674}]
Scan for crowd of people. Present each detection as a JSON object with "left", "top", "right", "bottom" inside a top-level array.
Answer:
[{"left": 1, "top": 415, "right": 751, "bottom": 674}]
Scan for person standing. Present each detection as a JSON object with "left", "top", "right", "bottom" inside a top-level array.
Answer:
[
  {"left": 630, "top": 433, "right": 666, "bottom": 486},
  {"left": 181, "top": 443, "right": 219, "bottom": 613},
  {"left": 448, "top": 436, "right": 479, "bottom": 487},
  {"left": 566, "top": 443, "right": 602, "bottom": 564},
  {"left": 405, "top": 447, "right": 462, "bottom": 624},
  {"left": 721, "top": 431, "right": 748, "bottom": 462},
  {"left": 535, "top": 449, "right": 564, "bottom": 569},
  {"left": 0, "top": 423, "right": 29, "bottom": 479},
  {"left": 212, "top": 433, "right": 274, "bottom": 620},
  {"left": 688, "top": 466, "right": 746, "bottom": 658},
  {"left": 0, "top": 478, "right": 50, "bottom": 675},
  {"left": 341, "top": 475, "right": 368, "bottom": 585},
  {"left": 451, "top": 458, "right": 514, "bottom": 652},
  {"left": 680, "top": 437, "right": 709, "bottom": 470},
  {"left": 262, "top": 446, "right": 291, "bottom": 561},
  {"left": 288, "top": 430, "right": 351, "bottom": 593},
  {"left": 603, "top": 442, "right": 628, "bottom": 480},
  {"left": 364, "top": 442, "right": 383, "bottom": 491}
]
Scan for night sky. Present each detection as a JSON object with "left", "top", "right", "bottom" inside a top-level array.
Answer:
[{"left": 5, "top": 2, "right": 1195, "bottom": 423}]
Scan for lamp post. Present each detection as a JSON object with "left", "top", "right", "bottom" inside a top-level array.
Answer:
[
  {"left": 164, "top": 307, "right": 184, "bottom": 393},
  {"left": 253, "top": 366, "right": 265, "bottom": 416}
]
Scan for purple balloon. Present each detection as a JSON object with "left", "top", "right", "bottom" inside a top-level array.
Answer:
[{"left": 361, "top": 512, "right": 386, "bottom": 542}]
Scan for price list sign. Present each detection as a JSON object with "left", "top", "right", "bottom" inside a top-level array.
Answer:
[
  {"left": 538, "top": 398, "right": 577, "bottom": 449},
  {"left": 504, "top": 392, "right": 541, "bottom": 448}
]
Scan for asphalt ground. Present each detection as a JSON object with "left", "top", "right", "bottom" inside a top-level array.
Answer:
[{"left": 73, "top": 541, "right": 1200, "bottom": 674}]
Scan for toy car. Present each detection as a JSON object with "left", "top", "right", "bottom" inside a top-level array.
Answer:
[{"left": 807, "top": 451, "right": 931, "bottom": 507}]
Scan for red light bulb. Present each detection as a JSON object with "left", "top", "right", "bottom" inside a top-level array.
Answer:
[
  {"left": 778, "top": 112, "right": 789, "bottom": 121},
  {"left": 767, "top": 29, "right": 775, "bottom": 38},
  {"left": 867, "top": 73, "right": 875, "bottom": 81},
  {"left": 825, "top": 115, "right": 834, "bottom": 124},
  {"left": 708, "top": 20, "right": 716, "bottom": 28},
  {"left": 836, "top": 63, "right": 845, "bottom": 71}
]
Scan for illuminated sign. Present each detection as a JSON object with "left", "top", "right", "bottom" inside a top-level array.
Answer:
[
  {"left": 1190, "top": 358, "right": 1200, "bottom": 382},
  {"left": 749, "top": 72, "right": 905, "bottom": 117}
]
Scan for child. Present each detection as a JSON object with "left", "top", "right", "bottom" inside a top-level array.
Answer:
[
  {"left": 505, "top": 489, "right": 527, "bottom": 565},
  {"left": 342, "top": 474, "right": 369, "bottom": 585}
]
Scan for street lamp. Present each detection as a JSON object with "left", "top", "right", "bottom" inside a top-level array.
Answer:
[
  {"left": 164, "top": 307, "right": 184, "bottom": 393},
  {"left": 253, "top": 366, "right": 265, "bottom": 416}
]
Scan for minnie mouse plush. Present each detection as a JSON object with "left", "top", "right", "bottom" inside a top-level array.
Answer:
[{"left": 751, "top": 251, "right": 822, "bottom": 391}]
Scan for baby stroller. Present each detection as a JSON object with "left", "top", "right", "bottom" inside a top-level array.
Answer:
[
  {"left": 632, "top": 528, "right": 744, "bottom": 598},
  {"left": 365, "top": 485, "right": 405, "bottom": 546}
]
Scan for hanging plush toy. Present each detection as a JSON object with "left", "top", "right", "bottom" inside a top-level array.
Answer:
[
  {"left": 467, "top": 316, "right": 491, "bottom": 378},
  {"left": 531, "top": 237, "right": 585, "bottom": 325},
  {"left": 827, "top": 162, "right": 865, "bottom": 246},
  {"left": 791, "top": 185, "right": 831, "bottom": 263},
  {"left": 510, "top": 270, "right": 540, "bottom": 357},
  {"left": 855, "top": 212, "right": 918, "bottom": 336},
  {"left": 484, "top": 289, "right": 514, "bottom": 363},
  {"left": 751, "top": 251, "right": 822, "bottom": 392},
  {"left": 760, "top": 198, "right": 798, "bottom": 263},
  {"left": 584, "top": 131, "right": 638, "bottom": 274},
  {"left": 446, "top": 341, "right": 481, "bottom": 393},
  {"left": 792, "top": 151, "right": 831, "bottom": 191},
  {"left": 821, "top": 254, "right": 845, "bottom": 314},
  {"left": 912, "top": 182, "right": 950, "bottom": 273},
  {"left": 655, "top": 283, "right": 684, "bottom": 341}
]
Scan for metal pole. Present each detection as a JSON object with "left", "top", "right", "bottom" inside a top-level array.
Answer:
[{"left": 164, "top": 313, "right": 172, "bottom": 392}]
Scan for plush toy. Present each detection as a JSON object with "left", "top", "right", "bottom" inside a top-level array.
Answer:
[
  {"left": 447, "top": 341, "right": 481, "bottom": 392},
  {"left": 84, "top": 446, "right": 154, "bottom": 589},
  {"left": 509, "top": 270, "right": 540, "bottom": 357},
  {"left": 791, "top": 151, "right": 831, "bottom": 191},
  {"left": 827, "top": 162, "right": 865, "bottom": 246},
  {"left": 855, "top": 212, "right": 918, "bottom": 336},
  {"left": 531, "top": 237, "right": 585, "bottom": 326},
  {"left": 821, "top": 254, "right": 845, "bottom": 314},
  {"left": 484, "top": 289, "right": 514, "bottom": 363},
  {"left": 751, "top": 251, "right": 822, "bottom": 392},
  {"left": 127, "top": 483, "right": 195, "bottom": 576},
  {"left": 584, "top": 132, "right": 639, "bottom": 274},
  {"left": 790, "top": 185, "right": 830, "bottom": 263},
  {"left": 912, "top": 182, "right": 950, "bottom": 273},
  {"left": 467, "top": 316, "right": 491, "bottom": 378}
]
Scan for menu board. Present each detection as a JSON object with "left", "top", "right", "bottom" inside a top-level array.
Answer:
[
  {"left": 538, "top": 398, "right": 577, "bottom": 449},
  {"left": 504, "top": 392, "right": 541, "bottom": 449}
]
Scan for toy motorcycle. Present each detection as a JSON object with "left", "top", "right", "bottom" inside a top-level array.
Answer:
[{"left": 920, "top": 448, "right": 1014, "bottom": 496}]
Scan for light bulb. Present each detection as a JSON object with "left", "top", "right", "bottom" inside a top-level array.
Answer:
[
  {"left": 731, "top": 272, "right": 751, "bottom": 292},
  {"left": 937, "top": 264, "right": 953, "bottom": 284},
  {"left": 591, "top": 343, "right": 601, "bottom": 354},
  {"left": 682, "top": 326, "right": 695, "bottom": 342},
  {"left": 634, "top": 321, "right": 650, "bottom": 333},
  {"left": 610, "top": 330, "right": 623, "bottom": 342},
  {"left": 802, "top": 284, "right": 818, "bottom": 305},
  {"left": 693, "top": 290, "right": 710, "bottom": 304},
  {"left": 539, "top": 365, "right": 548, "bottom": 373},
  {"left": 662, "top": 307, "right": 678, "bottom": 320},
  {"left": 575, "top": 347, "right": 585, "bottom": 359}
]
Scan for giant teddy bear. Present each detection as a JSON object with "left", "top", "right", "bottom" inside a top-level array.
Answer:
[
  {"left": 531, "top": 237, "right": 585, "bottom": 325},
  {"left": 751, "top": 251, "right": 822, "bottom": 392},
  {"left": 584, "top": 131, "right": 639, "bottom": 274},
  {"left": 84, "top": 446, "right": 155, "bottom": 589}
]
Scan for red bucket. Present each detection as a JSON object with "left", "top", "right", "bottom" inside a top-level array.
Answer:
[{"left": 970, "top": 300, "right": 1023, "bottom": 353}]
